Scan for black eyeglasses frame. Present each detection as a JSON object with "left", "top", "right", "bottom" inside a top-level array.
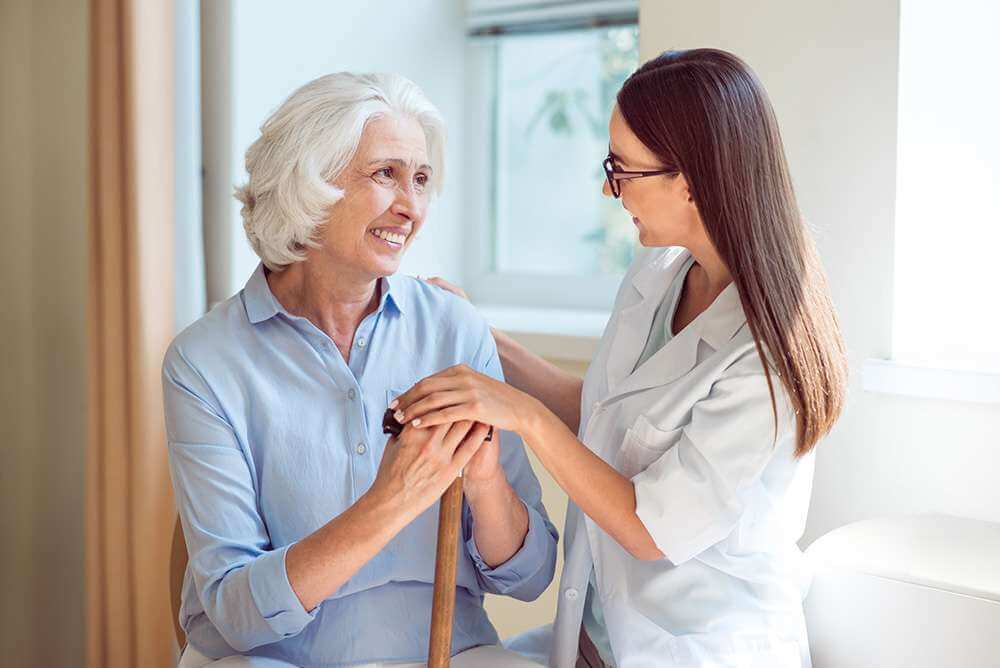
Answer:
[{"left": 602, "top": 154, "right": 680, "bottom": 198}]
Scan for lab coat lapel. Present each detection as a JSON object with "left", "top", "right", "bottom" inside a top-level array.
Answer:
[
  {"left": 612, "top": 321, "right": 701, "bottom": 398},
  {"left": 608, "top": 268, "right": 748, "bottom": 400},
  {"left": 605, "top": 249, "right": 691, "bottom": 395}
]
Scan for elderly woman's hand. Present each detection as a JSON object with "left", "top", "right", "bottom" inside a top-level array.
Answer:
[{"left": 369, "top": 419, "right": 490, "bottom": 522}]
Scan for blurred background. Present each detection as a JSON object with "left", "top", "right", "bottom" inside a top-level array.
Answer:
[{"left": 1, "top": 0, "right": 997, "bottom": 666}]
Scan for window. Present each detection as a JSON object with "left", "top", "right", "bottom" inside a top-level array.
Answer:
[
  {"left": 892, "top": 0, "right": 1000, "bottom": 372},
  {"left": 464, "top": 2, "right": 639, "bottom": 311}
]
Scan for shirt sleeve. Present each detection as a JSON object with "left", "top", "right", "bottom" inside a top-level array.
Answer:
[
  {"left": 163, "top": 345, "right": 318, "bottom": 652},
  {"left": 632, "top": 353, "right": 796, "bottom": 565},
  {"left": 460, "top": 329, "right": 559, "bottom": 601}
]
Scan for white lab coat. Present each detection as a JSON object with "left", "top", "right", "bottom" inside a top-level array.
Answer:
[{"left": 512, "top": 247, "right": 814, "bottom": 668}]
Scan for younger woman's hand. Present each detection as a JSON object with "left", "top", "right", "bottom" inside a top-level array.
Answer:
[
  {"left": 420, "top": 276, "right": 469, "bottom": 301},
  {"left": 391, "top": 365, "right": 540, "bottom": 437}
]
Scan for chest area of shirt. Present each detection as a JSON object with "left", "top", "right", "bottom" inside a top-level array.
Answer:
[{"left": 232, "top": 327, "right": 477, "bottom": 517}]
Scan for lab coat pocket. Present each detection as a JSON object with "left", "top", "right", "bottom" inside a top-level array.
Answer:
[{"left": 617, "top": 414, "right": 683, "bottom": 479}]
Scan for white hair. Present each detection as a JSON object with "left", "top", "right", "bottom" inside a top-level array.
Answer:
[{"left": 234, "top": 72, "right": 446, "bottom": 270}]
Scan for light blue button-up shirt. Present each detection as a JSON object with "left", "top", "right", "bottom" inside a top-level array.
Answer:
[{"left": 163, "top": 265, "right": 558, "bottom": 667}]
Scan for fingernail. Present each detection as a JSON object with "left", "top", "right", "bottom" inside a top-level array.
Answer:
[
  {"left": 394, "top": 410, "right": 404, "bottom": 422},
  {"left": 412, "top": 418, "right": 422, "bottom": 427},
  {"left": 389, "top": 399, "right": 398, "bottom": 409}
]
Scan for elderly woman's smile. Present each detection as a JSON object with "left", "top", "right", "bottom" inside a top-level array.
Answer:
[{"left": 369, "top": 227, "right": 408, "bottom": 248}]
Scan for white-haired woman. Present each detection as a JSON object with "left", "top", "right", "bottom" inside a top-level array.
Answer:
[{"left": 165, "top": 72, "right": 557, "bottom": 668}]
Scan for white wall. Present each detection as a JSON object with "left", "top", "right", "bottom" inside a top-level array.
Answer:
[
  {"left": 638, "top": 0, "right": 1000, "bottom": 545},
  {"left": 203, "top": 0, "right": 468, "bottom": 304}
]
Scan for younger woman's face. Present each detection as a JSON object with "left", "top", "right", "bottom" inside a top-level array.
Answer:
[{"left": 604, "top": 105, "right": 704, "bottom": 248}]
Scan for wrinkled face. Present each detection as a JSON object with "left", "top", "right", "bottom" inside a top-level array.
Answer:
[
  {"left": 318, "top": 114, "right": 432, "bottom": 280},
  {"left": 604, "top": 105, "right": 702, "bottom": 248}
]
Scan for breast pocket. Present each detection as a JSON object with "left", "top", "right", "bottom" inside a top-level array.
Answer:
[
  {"left": 617, "top": 414, "right": 684, "bottom": 478},
  {"left": 385, "top": 388, "right": 404, "bottom": 409}
]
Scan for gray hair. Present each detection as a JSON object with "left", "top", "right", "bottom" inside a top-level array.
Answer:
[{"left": 235, "top": 72, "right": 446, "bottom": 270}]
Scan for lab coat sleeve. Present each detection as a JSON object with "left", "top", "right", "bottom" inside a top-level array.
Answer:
[
  {"left": 632, "top": 353, "right": 795, "bottom": 565},
  {"left": 163, "top": 345, "right": 318, "bottom": 652},
  {"left": 459, "top": 325, "right": 559, "bottom": 601}
]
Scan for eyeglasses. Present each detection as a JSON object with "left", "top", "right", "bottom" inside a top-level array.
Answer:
[{"left": 602, "top": 153, "right": 680, "bottom": 198}]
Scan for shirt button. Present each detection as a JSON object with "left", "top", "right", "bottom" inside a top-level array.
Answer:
[
  {"left": 357, "top": 337, "right": 367, "bottom": 348},
  {"left": 347, "top": 388, "right": 357, "bottom": 401},
  {"left": 356, "top": 443, "right": 367, "bottom": 455},
  {"left": 564, "top": 588, "right": 579, "bottom": 601}
]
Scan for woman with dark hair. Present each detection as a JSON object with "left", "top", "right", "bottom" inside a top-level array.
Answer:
[{"left": 394, "top": 49, "right": 848, "bottom": 667}]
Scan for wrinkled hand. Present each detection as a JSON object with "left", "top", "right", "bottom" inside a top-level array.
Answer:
[
  {"left": 391, "top": 365, "right": 538, "bottom": 437},
  {"left": 370, "top": 419, "right": 490, "bottom": 522}
]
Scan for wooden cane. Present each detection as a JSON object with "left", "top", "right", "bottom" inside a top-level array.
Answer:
[
  {"left": 382, "top": 409, "right": 493, "bottom": 667},
  {"left": 428, "top": 476, "right": 463, "bottom": 667}
]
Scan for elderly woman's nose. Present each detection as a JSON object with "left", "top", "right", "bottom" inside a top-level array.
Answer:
[{"left": 391, "top": 184, "right": 422, "bottom": 217}]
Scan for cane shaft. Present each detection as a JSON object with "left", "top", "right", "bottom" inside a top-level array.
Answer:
[{"left": 428, "top": 477, "right": 463, "bottom": 668}]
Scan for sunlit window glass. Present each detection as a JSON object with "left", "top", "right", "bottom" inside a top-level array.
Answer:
[{"left": 489, "top": 25, "right": 639, "bottom": 277}]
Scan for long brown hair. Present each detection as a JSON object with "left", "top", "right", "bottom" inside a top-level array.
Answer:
[{"left": 617, "top": 48, "right": 847, "bottom": 456}]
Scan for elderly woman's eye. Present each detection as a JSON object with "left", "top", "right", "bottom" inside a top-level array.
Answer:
[
  {"left": 372, "top": 167, "right": 394, "bottom": 184},
  {"left": 414, "top": 173, "right": 429, "bottom": 190}
]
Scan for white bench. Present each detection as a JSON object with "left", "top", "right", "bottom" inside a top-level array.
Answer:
[{"left": 804, "top": 514, "right": 1000, "bottom": 667}]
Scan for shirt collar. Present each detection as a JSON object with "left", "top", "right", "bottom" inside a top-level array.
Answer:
[
  {"left": 631, "top": 248, "right": 681, "bottom": 299},
  {"left": 699, "top": 281, "right": 747, "bottom": 350},
  {"left": 631, "top": 248, "right": 747, "bottom": 350},
  {"left": 243, "top": 264, "right": 281, "bottom": 324},
  {"left": 243, "top": 263, "right": 407, "bottom": 325},
  {"left": 381, "top": 272, "right": 407, "bottom": 315}
]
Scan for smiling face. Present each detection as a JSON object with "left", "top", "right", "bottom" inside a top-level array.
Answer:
[
  {"left": 604, "top": 105, "right": 704, "bottom": 248},
  {"left": 315, "top": 113, "right": 432, "bottom": 281}
]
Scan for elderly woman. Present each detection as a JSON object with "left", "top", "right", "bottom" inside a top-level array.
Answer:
[{"left": 164, "top": 73, "right": 557, "bottom": 668}]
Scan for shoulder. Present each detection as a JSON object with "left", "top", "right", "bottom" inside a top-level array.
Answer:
[
  {"left": 394, "top": 275, "right": 491, "bottom": 338},
  {"left": 709, "top": 333, "right": 796, "bottom": 436},
  {"left": 162, "top": 294, "right": 250, "bottom": 381},
  {"left": 392, "top": 275, "right": 499, "bottom": 372}
]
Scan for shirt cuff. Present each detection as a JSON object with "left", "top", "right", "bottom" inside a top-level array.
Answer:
[
  {"left": 465, "top": 502, "right": 549, "bottom": 595},
  {"left": 246, "top": 543, "right": 318, "bottom": 638}
]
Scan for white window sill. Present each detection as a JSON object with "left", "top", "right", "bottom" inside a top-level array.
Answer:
[
  {"left": 862, "top": 359, "right": 1000, "bottom": 405},
  {"left": 477, "top": 304, "right": 609, "bottom": 363}
]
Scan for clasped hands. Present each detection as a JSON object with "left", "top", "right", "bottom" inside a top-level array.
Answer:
[{"left": 369, "top": 365, "right": 540, "bottom": 520}]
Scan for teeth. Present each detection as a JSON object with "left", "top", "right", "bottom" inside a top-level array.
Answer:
[{"left": 373, "top": 229, "right": 406, "bottom": 245}]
